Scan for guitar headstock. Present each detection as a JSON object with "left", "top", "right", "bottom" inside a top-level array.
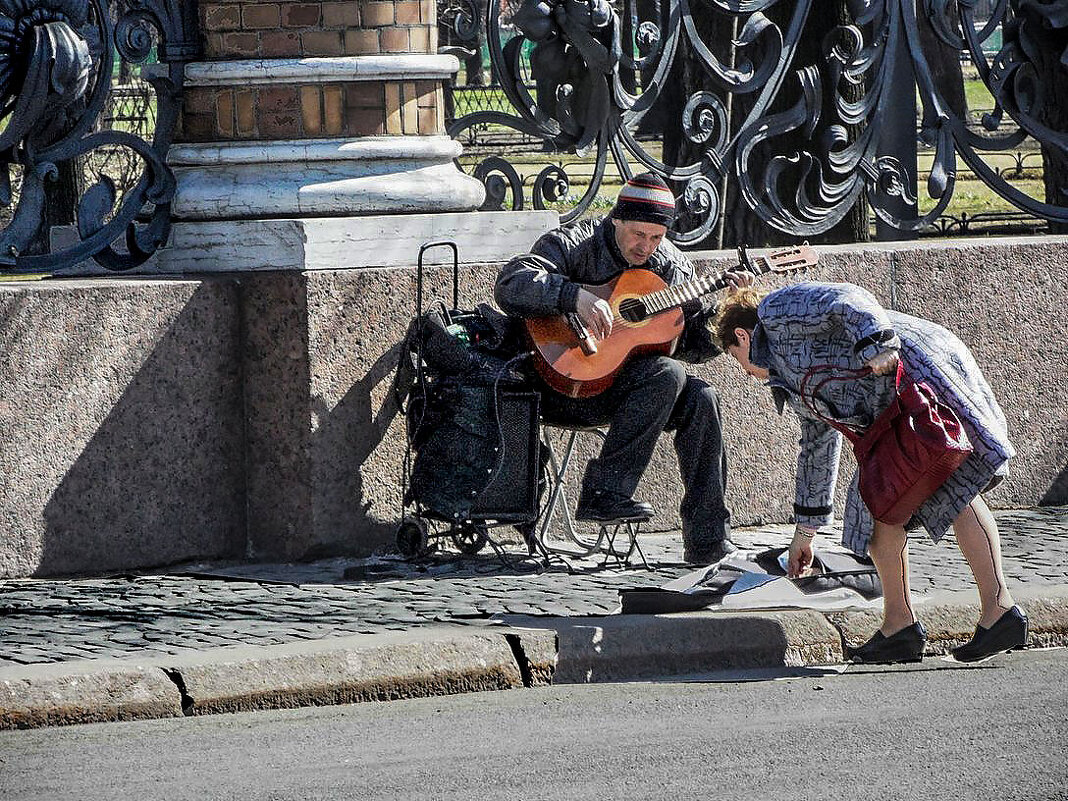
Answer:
[{"left": 741, "top": 242, "right": 819, "bottom": 276}]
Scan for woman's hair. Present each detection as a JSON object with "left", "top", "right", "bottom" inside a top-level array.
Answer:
[{"left": 712, "top": 287, "right": 765, "bottom": 349}]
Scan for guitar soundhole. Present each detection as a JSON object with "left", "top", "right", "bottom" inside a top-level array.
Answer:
[{"left": 619, "top": 298, "right": 647, "bottom": 323}]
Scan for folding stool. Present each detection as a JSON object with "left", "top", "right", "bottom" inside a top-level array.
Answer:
[{"left": 538, "top": 423, "right": 649, "bottom": 569}]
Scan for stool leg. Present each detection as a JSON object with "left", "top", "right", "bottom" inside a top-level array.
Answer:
[
  {"left": 539, "top": 429, "right": 607, "bottom": 555},
  {"left": 597, "top": 521, "right": 650, "bottom": 570},
  {"left": 539, "top": 429, "right": 577, "bottom": 545},
  {"left": 626, "top": 522, "right": 650, "bottom": 570},
  {"left": 598, "top": 523, "right": 622, "bottom": 569}
]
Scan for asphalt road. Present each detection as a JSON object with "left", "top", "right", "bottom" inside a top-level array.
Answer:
[{"left": 1, "top": 649, "right": 1066, "bottom": 801}]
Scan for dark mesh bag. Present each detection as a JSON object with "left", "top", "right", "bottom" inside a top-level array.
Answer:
[
  {"left": 394, "top": 303, "right": 531, "bottom": 521},
  {"left": 406, "top": 380, "right": 499, "bottom": 520}
]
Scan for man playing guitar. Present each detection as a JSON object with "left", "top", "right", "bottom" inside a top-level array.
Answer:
[{"left": 495, "top": 172, "right": 752, "bottom": 565}]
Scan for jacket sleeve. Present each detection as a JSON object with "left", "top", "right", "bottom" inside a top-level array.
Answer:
[
  {"left": 794, "top": 414, "right": 843, "bottom": 529},
  {"left": 665, "top": 247, "right": 722, "bottom": 364},
  {"left": 494, "top": 231, "right": 582, "bottom": 317},
  {"left": 674, "top": 295, "right": 722, "bottom": 363},
  {"left": 759, "top": 282, "right": 901, "bottom": 365}
]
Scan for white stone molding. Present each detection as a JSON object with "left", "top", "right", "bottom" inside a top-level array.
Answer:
[
  {"left": 174, "top": 55, "right": 460, "bottom": 87},
  {"left": 52, "top": 211, "right": 561, "bottom": 274},
  {"left": 168, "top": 137, "right": 463, "bottom": 167},
  {"left": 170, "top": 136, "right": 486, "bottom": 219}
]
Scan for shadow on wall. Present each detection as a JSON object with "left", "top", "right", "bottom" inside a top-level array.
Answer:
[
  {"left": 37, "top": 282, "right": 246, "bottom": 576},
  {"left": 237, "top": 268, "right": 419, "bottom": 562},
  {"left": 1041, "top": 459, "right": 1068, "bottom": 506},
  {"left": 304, "top": 342, "right": 405, "bottom": 559}
]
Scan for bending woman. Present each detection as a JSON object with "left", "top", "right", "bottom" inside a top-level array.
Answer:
[{"left": 714, "top": 281, "right": 1027, "bottom": 664}]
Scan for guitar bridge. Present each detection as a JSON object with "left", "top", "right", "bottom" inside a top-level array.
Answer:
[{"left": 566, "top": 313, "right": 598, "bottom": 356}]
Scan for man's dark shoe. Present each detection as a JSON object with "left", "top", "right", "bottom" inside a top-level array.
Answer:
[
  {"left": 575, "top": 489, "right": 654, "bottom": 522},
  {"left": 951, "top": 605, "right": 1028, "bottom": 663},
  {"left": 847, "top": 621, "right": 927, "bottom": 664},
  {"left": 684, "top": 539, "right": 737, "bottom": 566}
]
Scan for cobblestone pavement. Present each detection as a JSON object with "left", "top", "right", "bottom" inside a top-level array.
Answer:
[{"left": 1, "top": 507, "right": 1066, "bottom": 667}]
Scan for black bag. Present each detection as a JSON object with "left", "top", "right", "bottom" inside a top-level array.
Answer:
[
  {"left": 394, "top": 302, "right": 533, "bottom": 521},
  {"left": 392, "top": 302, "right": 525, "bottom": 411},
  {"left": 405, "top": 381, "right": 499, "bottom": 519}
]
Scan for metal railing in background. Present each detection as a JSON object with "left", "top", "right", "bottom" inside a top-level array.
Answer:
[
  {"left": 441, "top": 0, "right": 1068, "bottom": 245},
  {"left": 0, "top": 0, "right": 196, "bottom": 275}
]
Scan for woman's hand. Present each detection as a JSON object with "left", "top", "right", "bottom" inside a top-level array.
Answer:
[
  {"left": 575, "top": 288, "right": 613, "bottom": 340},
  {"left": 866, "top": 350, "right": 900, "bottom": 376},
  {"left": 788, "top": 526, "right": 817, "bottom": 578}
]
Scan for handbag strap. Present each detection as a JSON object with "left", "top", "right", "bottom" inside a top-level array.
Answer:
[{"left": 799, "top": 361, "right": 905, "bottom": 445}]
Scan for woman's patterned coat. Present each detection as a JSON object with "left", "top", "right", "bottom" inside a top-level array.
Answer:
[{"left": 749, "top": 281, "right": 1015, "bottom": 555}]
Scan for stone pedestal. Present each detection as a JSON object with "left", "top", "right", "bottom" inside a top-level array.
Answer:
[
  {"left": 54, "top": 211, "right": 557, "bottom": 274},
  {"left": 171, "top": 55, "right": 486, "bottom": 216},
  {"left": 142, "top": 0, "right": 550, "bottom": 560}
]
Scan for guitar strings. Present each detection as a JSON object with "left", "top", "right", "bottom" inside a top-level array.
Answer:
[
  {"left": 615, "top": 271, "right": 735, "bottom": 322},
  {"left": 605, "top": 248, "right": 804, "bottom": 322}
]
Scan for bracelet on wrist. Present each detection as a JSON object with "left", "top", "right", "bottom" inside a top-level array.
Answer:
[{"left": 795, "top": 525, "right": 818, "bottom": 540}]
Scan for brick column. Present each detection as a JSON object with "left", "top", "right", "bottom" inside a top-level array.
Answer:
[{"left": 169, "top": 0, "right": 484, "bottom": 222}]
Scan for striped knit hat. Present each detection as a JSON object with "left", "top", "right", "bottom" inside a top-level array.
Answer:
[{"left": 611, "top": 172, "right": 676, "bottom": 227}]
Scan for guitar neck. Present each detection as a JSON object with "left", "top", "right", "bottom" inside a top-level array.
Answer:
[{"left": 638, "top": 255, "right": 773, "bottom": 317}]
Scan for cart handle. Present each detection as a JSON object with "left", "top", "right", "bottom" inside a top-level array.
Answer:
[{"left": 416, "top": 240, "right": 460, "bottom": 315}]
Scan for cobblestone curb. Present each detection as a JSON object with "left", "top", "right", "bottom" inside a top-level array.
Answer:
[
  {"left": 0, "top": 660, "right": 183, "bottom": 730},
  {"left": 3, "top": 510, "right": 1067, "bottom": 729}
]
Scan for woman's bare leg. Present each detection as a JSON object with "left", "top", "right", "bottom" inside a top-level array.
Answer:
[
  {"left": 868, "top": 521, "right": 915, "bottom": 634},
  {"left": 952, "top": 495, "right": 1014, "bottom": 628}
]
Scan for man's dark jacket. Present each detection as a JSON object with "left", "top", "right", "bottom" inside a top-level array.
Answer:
[{"left": 494, "top": 217, "right": 721, "bottom": 363}]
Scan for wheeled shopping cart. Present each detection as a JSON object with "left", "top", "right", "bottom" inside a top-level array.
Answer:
[{"left": 394, "top": 240, "right": 543, "bottom": 559}]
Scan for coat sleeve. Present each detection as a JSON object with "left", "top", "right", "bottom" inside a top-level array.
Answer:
[
  {"left": 494, "top": 230, "right": 582, "bottom": 317},
  {"left": 665, "top": 246, "right": 722, "bottom": 364},
  {"left": 674, "top": 296, "right": 722, "bottom": 363},
  {"left": 793, "top": 414, "right": 843, "bottom": 529},
  {"left": 759, "top": 282, "right": 901, "bottom": 365}
]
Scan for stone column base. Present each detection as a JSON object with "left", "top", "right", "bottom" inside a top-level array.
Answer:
[
  {"left": 53, "top": 211, "right": 559, "bottom": 275},
  {"left": 169, "top": 137, "right": 486, "bottom": 220}
]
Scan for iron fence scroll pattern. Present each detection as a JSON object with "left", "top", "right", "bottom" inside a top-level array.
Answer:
[
  {"left": 445, "top": 0, "right": 1068, "bottom": 242},
  {"left": 0, "top": 0, "right": 197, "bottom": 273}
]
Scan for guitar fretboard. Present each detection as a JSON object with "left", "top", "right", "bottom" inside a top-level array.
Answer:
[{"left": 617, "top": 254, "right": 773, "bottom": 320}]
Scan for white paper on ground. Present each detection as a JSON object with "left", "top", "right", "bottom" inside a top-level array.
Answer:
[
  {"left": 720, "top": 574, "right": 881, "bottom": 611},
  {"left": 660, "top": 550, "right": 880, "bottom": 612}
]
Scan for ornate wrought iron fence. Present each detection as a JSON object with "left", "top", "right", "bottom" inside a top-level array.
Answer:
[
  {"left": 443, "top": 0, "right": 1068, "bottom": 245},
  {"left": 0, "top": 0, "right": 196, "bottom": 274}
]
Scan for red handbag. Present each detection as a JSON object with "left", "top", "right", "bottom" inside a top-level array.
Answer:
[{"left": 800, "top": 362, "right": 973, "bottom": 525}]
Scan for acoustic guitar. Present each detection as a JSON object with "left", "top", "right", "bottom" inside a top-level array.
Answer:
[{"left": 525, "top": 243, "right": 818, "bottom": 398}]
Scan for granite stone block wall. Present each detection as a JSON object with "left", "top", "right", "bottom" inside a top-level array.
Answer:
[
  {"left": 1, "top": 236, "right": 1066, "bottom": 577},
  {"left": 0, "top": 280, "right": 246, "bottom": 578}
]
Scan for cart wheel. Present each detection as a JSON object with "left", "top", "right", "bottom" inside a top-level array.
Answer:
[
  {"left": 397, "top": 516, "right": 429, "bottom": 558},
  {"left": 452, "top": 522, "right": 489, "bottom": 555}
]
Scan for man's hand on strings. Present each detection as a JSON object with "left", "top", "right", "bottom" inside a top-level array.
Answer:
[
  {"left": 724, "top": 269, "right": 755, "bottom": 295},
  {"left": 575, "top": 288, "right": 613, "bottom": 340}
]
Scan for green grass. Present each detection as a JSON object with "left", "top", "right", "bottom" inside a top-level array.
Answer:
[
  {"left": 453, "top": 74, "right": 1047, "bottom": 225},
  {"left": 964, "top": 78, "right": 996, "bottom": 115},
  {"left": 458, "top": 146, "right": 1048, "bottom": 224}
]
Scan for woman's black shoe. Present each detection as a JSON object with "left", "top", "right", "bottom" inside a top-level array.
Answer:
[
  {"left": 847, "top": 621, "right": 927, "bottom": 664},
  {"left": 951, "top": 605, "right": 1028, "bottom": 663}
]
